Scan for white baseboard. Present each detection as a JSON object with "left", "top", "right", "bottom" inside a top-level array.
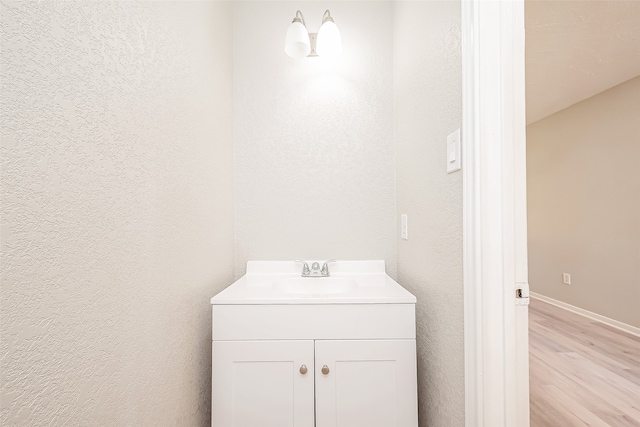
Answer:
[{"left": 530, "top": 292, "right": 640, "bottom": 338}]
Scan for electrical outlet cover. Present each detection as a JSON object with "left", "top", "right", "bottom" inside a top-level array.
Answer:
[{"left": 447, "top": 129, "right": 461, "bottom": 173}]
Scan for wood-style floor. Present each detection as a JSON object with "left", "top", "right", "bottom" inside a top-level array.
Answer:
[{"left": 529, "top": 298, "right": 640, "bottom": 426}]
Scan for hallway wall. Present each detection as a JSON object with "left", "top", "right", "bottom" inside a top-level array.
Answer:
[{"left": 528, "top": 76, "right": 640, "bottom": 328}]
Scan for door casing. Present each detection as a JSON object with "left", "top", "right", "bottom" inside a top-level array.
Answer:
[{"left": 462, "top": 1, "right": 530, "bottom": 426}]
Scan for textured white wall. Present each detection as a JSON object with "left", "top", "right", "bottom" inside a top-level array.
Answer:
[
  {"left": 0, "top": 1, "right": 234, "bottom": 425},
  {"left": 394, "top": 1, "right": 464, "bottom": 426},
  {"left": 233, "top": 1, "right": 397, "bottom": 278},
  {"left": 2, "top": 1, "right": 467, "bottom": 424},
  {"left": 528, "top": 76, "right": 640, "bottom": 328}
]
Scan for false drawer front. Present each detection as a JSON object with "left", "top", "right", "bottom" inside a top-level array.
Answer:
[{"left": 212, "top": 303, "right": 416, "bottom": 341}]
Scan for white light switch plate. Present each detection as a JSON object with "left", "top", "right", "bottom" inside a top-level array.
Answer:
[{"left": 447, "top": 129, "right": 461, "bottom": 173}]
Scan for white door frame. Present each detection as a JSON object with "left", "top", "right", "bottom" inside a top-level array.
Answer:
[{"left": 462, "top": 1, "right": 530, "bottom": 426}]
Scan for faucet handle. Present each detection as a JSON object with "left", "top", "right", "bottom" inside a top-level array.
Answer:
[
  {"left": 321, "top": 259, "right": 336, "bottom": 276},
  {"left": 294, "top": 260, "right": 311, "bottom": 276}
]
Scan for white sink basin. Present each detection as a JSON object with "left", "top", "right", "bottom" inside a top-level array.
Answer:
[
  {"left": 211, "top": 260, "right": 416, "bottom": 305},
  {"left": 271, "top": 277, "right": 358, "bottom": 295}
]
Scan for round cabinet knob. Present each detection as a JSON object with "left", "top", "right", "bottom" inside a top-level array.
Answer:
[
  {"left": 299, "top": 365, "right": 308, "bottom": 375},
  {"left": 321, "top": 365, "right": 330, "bottom": 375}
]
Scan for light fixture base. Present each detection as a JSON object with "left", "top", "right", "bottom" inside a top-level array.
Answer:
[{"left": 308, "top": 33, "right": 318, "bottom": 57}]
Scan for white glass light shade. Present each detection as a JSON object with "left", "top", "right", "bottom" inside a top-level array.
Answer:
[
  {"left": 316, "top": 21, "right": 342, "bottom": 58},
  {"left": 285, "top": 21, "right": 311, "bottom": 59}
]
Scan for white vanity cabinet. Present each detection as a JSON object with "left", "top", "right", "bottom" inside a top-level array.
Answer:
[
  {"left": 211, "top": 261, "right": 418, "bottom": 427},
  {"left": 212, "top": 338, "right": 417, "bottom": 427},
  {"left": 212, "top": 340, "right": 315, "bottom": 427},
  {"left": 314, "top": 339, "right": 417, "bottom": 427}
]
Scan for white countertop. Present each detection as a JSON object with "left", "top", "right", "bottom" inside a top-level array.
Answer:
[{"left": 211, "top": 260, "right": 417, "bottom": 305}]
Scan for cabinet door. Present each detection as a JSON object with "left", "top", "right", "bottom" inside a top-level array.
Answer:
[
  {"left": 315, "top": 339, "right": 418, "bottom": 427},
  {"left": 212, "top": 340, "right": 314, "bottom": 427}
]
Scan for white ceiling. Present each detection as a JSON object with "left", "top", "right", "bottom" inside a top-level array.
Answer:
[{"left": 525, "top": 0, "right": 640, "bottom": 124}]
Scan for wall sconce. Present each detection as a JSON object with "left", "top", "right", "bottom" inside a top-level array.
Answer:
[{"left": 284, "top": 10, "right": 342, "bottom": 59}]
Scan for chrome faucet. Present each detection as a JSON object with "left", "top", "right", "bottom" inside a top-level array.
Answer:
[
  {"left": 320, "top": 260, "right": 335, "bottom": 276},
  {"left": 296, "top": 260, "right": 311, "bottom": 276},
  {"left": 295, "top": 260, "right": 336, "bottom": 277}
]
